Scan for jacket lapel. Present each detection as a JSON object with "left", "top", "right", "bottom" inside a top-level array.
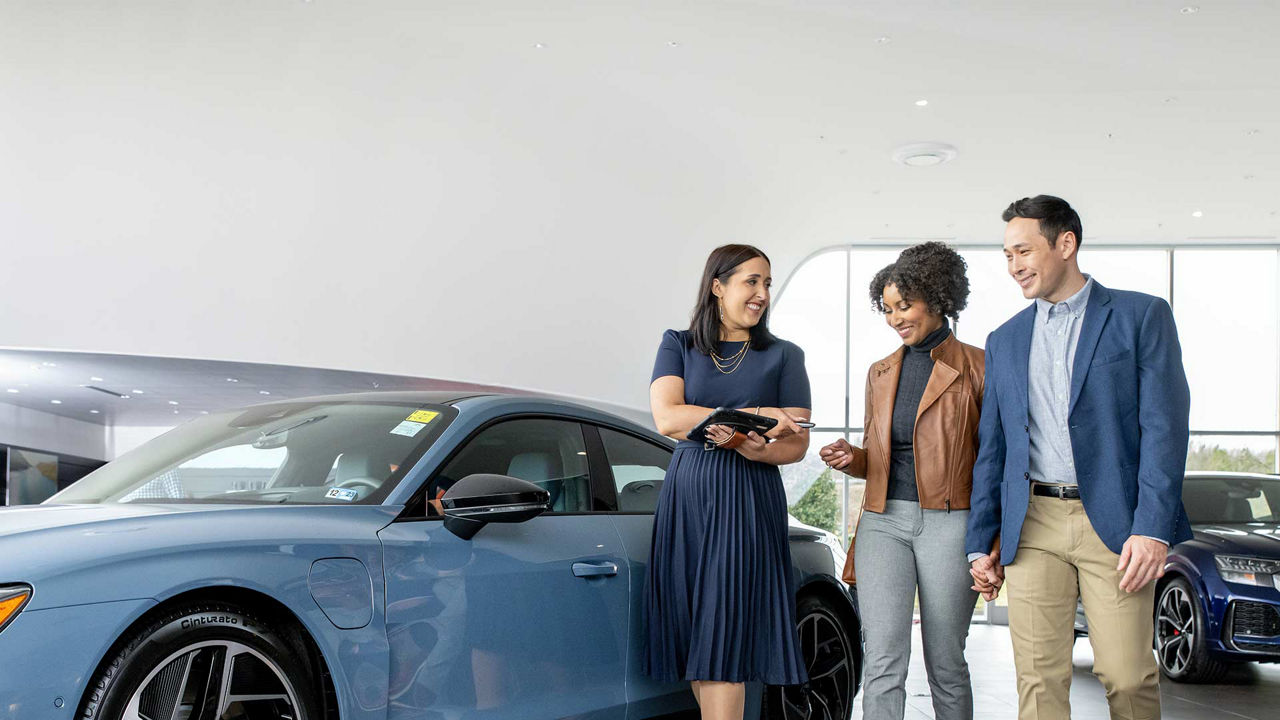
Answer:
[
  {"left": 1069, "top": 282, "right": 1113, "bottom": 414},
  {"left": 1010, "top": 304, "right": 1036, "bottom": 423},
  {"left": 916, "top": 335, "right": 961, "bottom": 421}
]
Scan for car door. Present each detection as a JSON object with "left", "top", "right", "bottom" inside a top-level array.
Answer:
[
  {"left": 585, "top": 425, "right": 698, "bottom": 718},
  {"left": 379, "top": 417, "right": 630, "bottom": 720}
]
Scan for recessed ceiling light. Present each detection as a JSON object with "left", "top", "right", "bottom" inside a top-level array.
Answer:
[
  {"left": 6, "top": 388, "right": 19, "bottom": 393},
  {"left": 667, "top": 41, "right": 680, "bottom": 47},
  {"left": 168, "top": 400, "right": 179, "bottom": 405},
  {"left": 892, "top": 142, "right": 958, "bottom": 167},
  {"left": 90, "top": 376, "right": 104, "bottom": 382},
  {"left": 1191, "top": 210, "right": 1204, "bottom": 218},
  {"left": 915, "top": 99, "right": 929, "bottom": 107},
  {"left": 132, "top": 389, "right": 145, "bottom": 394},
  {"left": 173, "top": 409, "right": 181, "bottom": 414},
  {"left": 1180, "top": 5, "right": 1200, "bottom": 14},
  {"left": 200, "top": 410, "right": 209, "bottom": 414},
  {"left": 90, "top": 409, "right": 100, "bottom": 414},
  {"left": 875, "top": 36, "right": 892, "bottom": 44},
  {"left": 226, "top": 378, "right": 239, "bottom": 383},
  {"left": 50, "top": 400, "right": 62, "bottom": 405},
  {"left": 259, "top": 390, "right": 271, "bottom": 395},
  {"left": 42, "top": 362, "right": 57, "bottom": 367},
  {"left": 534, "top": 42, "right": 546, "bottom": 49}
]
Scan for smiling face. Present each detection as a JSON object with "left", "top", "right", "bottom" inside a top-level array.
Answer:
[
  {"left": 712, "top": 256, "right": 771, "bottom": 339},
  {"left": 881, "top": 282, "right": 945, "bottom": 346},
  {"left": 1003, "top": 216, "right": 1083, "bottom": 303}
]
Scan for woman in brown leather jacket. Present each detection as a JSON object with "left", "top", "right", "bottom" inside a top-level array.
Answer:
[{"left": 820, "top": 242, "right": 992, "bottom": 720}]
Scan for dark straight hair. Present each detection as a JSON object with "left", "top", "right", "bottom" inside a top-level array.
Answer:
[
  {"left": 1001, "top": 194, "right": 1083, "bottom": 249},
  {"left": 687, "top": 244, "right": 778, "bottom": 356}
]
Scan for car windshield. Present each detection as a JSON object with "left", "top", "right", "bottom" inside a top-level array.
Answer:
[
  {"left": 1184, "top": 475, "right": 1280, "bottom": 524},
  {"left": 49, "top": 401, "right": 454, "bottom": 505}
]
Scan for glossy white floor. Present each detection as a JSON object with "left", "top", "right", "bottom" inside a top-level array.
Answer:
[{"left": 849, "top": 623, "right": 1280, "bottom": 719}]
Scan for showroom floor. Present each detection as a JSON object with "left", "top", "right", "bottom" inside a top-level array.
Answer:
[{"left": 849, "top": 624, "right": 1280, "bottom": 719}]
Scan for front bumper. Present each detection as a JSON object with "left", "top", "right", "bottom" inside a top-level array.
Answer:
[{"left": 0, "top": 598, "right": 155, "bottom": 719}]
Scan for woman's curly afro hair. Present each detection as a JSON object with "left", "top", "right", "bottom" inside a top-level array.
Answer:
[{"left": 869, "top": 241, "right": 970, "bottom": 321}]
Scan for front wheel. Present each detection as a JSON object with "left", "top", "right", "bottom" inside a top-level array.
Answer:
[
  {"left": 761, "top": 594, "right": 858, "bottom": 720},
  {"left": 79, "top": 603, "right": 322, "bottom": 720},
  {"left": 1154, "top": 577, "right": 1230, "bottom": 683}
]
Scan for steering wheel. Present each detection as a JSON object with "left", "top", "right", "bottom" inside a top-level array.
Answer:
[{"left": 336, "top": 477, "right": 381, "bottom": 493}]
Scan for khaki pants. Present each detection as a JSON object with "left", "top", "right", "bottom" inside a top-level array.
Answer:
[{"left": 1004, "top": 494, "right": 1160, "bottom": 720}]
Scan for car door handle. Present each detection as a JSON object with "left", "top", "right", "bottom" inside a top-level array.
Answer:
[{"left": 572, "top": 561, "right": 618, "bottom": 578}]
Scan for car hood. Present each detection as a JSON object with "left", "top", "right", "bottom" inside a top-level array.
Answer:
[
  {"left": 1192, "top": 522, "right": 1280, "bottom": 557},
  {"left": 0, "top": 503, "right": 245, "bottom": 538}
]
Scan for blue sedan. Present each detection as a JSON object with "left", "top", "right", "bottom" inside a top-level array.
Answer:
[
  {"left": 0, "top": 392, "right": 859, "bottom": 720},
  {"left": 1074, "top": 471, "right": 1280, "bottom": 683}
]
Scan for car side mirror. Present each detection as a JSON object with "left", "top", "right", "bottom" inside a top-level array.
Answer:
[{"left": 441, "top": 473, "right": 551, "bottom": 540}]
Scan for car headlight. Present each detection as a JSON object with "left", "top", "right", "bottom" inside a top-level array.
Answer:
[
  {"left": 0, "top": 584, "right": 33, "bottom": 633},
  {"left": 1214, "top": 555, "right": 1280, "bottom": 587}
]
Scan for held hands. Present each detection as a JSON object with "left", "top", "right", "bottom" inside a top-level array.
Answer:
[
  {"left": 819, "top": 438, "right": 855, "bottom": 471},
  {"left": 1117, "top": 535, "right": 1168, "bottom": 593},
  {"left": 969, "top": 551, "right": 1004, "bottom": 601}
]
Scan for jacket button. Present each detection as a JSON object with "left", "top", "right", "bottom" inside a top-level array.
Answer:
[
  {"left": 1024, "top": 472, "right": 1030, "bottom": 480},
  {"left": 1024, "top": 425, "right": 1030, "bottom": 433}
]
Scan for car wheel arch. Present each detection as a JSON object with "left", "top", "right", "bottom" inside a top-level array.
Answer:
[{"left": 77, "top": 585, "right": 339, "bottom": 720}]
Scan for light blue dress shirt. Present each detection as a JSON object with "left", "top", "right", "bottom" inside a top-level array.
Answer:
[{"left": 1028, "top": 277, "right": 1093, "bottom": 485}]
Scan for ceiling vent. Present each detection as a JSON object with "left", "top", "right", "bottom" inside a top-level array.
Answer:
[{"left": 892, "top": 142, "right": 958, "bottom": 167}]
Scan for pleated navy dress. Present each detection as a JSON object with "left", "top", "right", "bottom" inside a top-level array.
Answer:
[{"left": 643, "top": 328, "right": 811, "bottom": 685}]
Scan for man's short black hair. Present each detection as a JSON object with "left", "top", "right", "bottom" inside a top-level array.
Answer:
[{"left": 1002, "top": 195, "right": 1083, "bottom": 249}]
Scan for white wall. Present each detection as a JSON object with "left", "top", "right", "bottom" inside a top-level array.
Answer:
[{"left": 0, "top": 403, "right": 107, "bottom": 460}]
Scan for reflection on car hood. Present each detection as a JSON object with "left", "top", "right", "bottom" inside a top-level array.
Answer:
[
  {"left": 0, "top": 503, "right": 243, "bottom": 539},
  {"left": 1193, "top": 523, "right": 1280, "bottom": 557}
]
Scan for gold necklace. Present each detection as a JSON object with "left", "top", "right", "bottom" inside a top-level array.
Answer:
[{"left": 711, "top": 339, "right": 750, "bottom": 374}]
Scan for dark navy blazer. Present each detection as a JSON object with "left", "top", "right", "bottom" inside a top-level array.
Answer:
[{"left": 965, "top": 280, "right": 1193, "bottom": 565}]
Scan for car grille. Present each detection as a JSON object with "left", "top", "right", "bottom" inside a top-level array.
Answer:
[
  {"left": 1230, "top": 600, "right": 1280, "bottom": 638},
  {"left": 1234, "top": 639, "right": 1280, "bottom": 653}
]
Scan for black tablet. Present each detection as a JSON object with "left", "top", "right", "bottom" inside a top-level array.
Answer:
[{"left": 686, "top": 407, "right": 779, "bottom": 443}]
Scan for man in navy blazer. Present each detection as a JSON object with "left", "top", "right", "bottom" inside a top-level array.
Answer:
[{"left": 965, "top": 195, "right": 1191, "bottom": 720}]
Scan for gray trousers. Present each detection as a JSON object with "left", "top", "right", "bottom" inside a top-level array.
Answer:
[{"left": 854, "top": 500, "right": 979, "bottom": 720}]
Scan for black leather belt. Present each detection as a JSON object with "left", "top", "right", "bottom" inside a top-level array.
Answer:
[{"left": 1032, "top": 483, "right": 1080, "bottom": 499}]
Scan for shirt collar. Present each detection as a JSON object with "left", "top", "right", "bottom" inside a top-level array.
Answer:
[{"left": 1036, "top": 274, "right": 1093, "bottom": 323}]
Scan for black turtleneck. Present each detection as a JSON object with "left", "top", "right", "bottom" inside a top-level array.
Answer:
[{"left": 887, "top": 323, "right": 952, "bottom": 502}]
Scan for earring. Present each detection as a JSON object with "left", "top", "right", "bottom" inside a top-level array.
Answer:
[{"left": 719, "top": 303, "right": 724, "bottom": 320}]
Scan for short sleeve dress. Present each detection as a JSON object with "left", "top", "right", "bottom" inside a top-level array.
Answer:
[{"left": 642, "top": 329, "right": 811, "bottom": 685}]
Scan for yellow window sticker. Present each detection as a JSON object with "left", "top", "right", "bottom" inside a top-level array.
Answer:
[{"left": 406, "top": 410, "right": 440, "bottom": 424}]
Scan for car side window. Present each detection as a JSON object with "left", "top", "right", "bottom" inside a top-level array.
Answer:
[
  {"left": 427, "top": 418, "right": 592, "bottom": 515},
  {"left": 598, "top": 427, "right": 670, "bottom": 513}
]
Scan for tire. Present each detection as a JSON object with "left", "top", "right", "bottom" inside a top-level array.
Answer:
[
  {"left": 761, "top": 594, "right": 858, "bottom": 720},
  {"left": 79, "top": 602, "right": 322, "bottom": 720},
  {"left": 1154, "top": 576, "right": 1230, "bottom": 683}
]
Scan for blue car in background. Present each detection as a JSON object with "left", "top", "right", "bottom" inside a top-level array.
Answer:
[
  {"left": 0, "top": 392, "right": 859, "bottom": 720},
  {"left": 1075, "top": 471, "right": 1280, "bottom": 683}
]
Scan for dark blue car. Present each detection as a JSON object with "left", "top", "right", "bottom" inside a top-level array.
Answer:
[
  {"left": 0, "top": 392, "right": 859, "bottom": 720},
  {"left": 1076, "top": 471, "right": 1280, "bottom": 683}
]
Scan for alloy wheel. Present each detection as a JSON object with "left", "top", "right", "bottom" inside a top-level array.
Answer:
[
  {"left": 774, "top": 606, "right": 855, "bottom": 720},
  {"left": 1156, "top": 584, "right": 1196, "bottom": 676},
  {"left": 122, "top": 640, "right": 301, "bottom": 720}
]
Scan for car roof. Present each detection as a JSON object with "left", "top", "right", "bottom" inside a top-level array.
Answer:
[
  {"left": 1185, "top": 471, "right": 1280, "bottom": 480},
  {"left": 257, "top": 390, "right": 494, "bottom": 406},
  {"left": 247, "top": 390, "right": 668, "bottom": 443}
]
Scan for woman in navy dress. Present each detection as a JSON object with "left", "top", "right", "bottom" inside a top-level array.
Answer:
[{"left": 644, "top": 243, "right": 812, "bottom": 719}]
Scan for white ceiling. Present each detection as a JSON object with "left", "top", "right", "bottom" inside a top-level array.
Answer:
[{"left": 2, "top": 1, "right": 1277, "bottom": 413}]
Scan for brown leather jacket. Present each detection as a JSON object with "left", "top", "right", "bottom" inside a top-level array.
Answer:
[{"left": 841, "top": 332, "right": 985, "bottom": 582}]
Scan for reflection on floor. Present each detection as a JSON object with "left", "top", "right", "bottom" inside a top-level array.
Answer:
[{"left": 850, "top": 624, "right": 1280, "bottom": 719}]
